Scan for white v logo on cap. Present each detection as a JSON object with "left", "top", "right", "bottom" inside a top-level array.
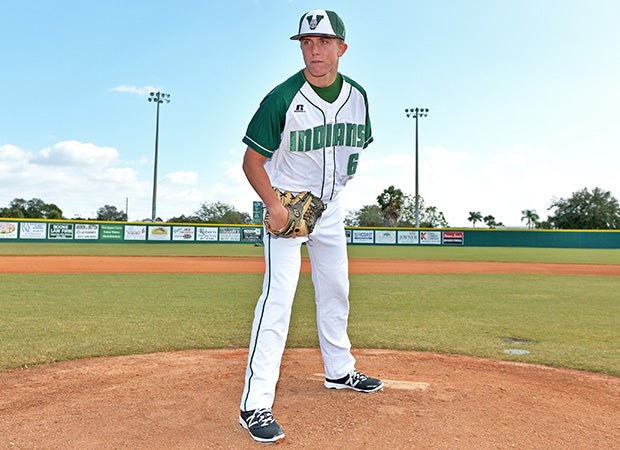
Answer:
[{"left": 290, "top": 9, "right": 346, "bottom": 41}]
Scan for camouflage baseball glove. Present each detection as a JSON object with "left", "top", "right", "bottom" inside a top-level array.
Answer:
[{"left": 265, "top": 189, "right": 327, "bottom": 237}]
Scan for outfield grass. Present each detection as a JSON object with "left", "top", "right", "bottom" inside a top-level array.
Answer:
[
  {"left": 1, "top": 242, "right": 620, "bottom": 264},
  {"left": 1, "top": 243, "right": 619, "bottom": 376}
]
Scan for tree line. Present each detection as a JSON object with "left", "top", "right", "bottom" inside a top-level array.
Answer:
[
  {"left": 1, "top": 186, "right": 619, "bottom": 229},
  {"left": 466, "top": 187, "right": 620, "bottom": 229},
  {"left": 344, "top": 185, "right": 449, "bottom": 228}
]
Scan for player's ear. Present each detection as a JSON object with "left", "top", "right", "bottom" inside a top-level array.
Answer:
[{"left": 337, "top": 41, "right": 348, "bottom": 57}]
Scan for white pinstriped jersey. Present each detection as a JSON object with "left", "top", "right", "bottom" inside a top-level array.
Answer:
[{"left": 243, "top": 70, "right": 373, "bottom": 202}]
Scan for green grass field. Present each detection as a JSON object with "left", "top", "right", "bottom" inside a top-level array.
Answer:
[
  {"left": 1, "top": 243, "right": 619, "bottom": 376},
  {"left": 2, "top": 242, "right": 620, "bottom": 263}
]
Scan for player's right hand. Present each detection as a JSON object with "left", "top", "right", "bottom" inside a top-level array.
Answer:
[{"left": 266, "top": 203, "right": 291, "bottom": 233}]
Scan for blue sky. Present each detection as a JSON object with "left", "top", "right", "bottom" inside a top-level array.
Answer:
[{"left": 1, "top": 0, "right": 618, "bottom": 226}]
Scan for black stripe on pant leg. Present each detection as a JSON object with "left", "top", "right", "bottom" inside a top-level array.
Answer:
[{"left": 242, "top": 233, "right": 273, "bottom": 411}]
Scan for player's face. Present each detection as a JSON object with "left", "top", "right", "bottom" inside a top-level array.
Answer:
[{"left": 300, "top": 36, "right": 348, "bottom": 87}]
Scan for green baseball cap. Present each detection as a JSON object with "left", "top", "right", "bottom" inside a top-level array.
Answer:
[{"left": 290, "top": 9, "right": 346, "bottom": 41}]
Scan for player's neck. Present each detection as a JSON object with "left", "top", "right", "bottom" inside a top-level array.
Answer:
[
  {"left": 308, "top": 73, "right": 343, "bottom": 103},
  {"left": 303, "top": 68, "right": 339, "bottom": 88}
]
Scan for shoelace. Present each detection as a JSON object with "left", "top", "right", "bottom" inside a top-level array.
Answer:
[
  {"left": 348, "top": 370, "right": 368, "bottom": 386},
  {"left": 248, "top": 408, "right": 275, "bottom": 428}
]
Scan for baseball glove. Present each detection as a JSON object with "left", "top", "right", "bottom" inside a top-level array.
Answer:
[{"left": 265, "top": 189, "right": 327, "bottom": 237}]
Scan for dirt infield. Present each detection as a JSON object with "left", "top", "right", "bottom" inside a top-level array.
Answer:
[
  {"left": 1, "top": 255, "right": 620, "bottom": 276},
  {"left": 1, "top": 256, "right": 619, "bottom": 449}
]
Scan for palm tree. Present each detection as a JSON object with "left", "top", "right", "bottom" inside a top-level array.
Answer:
[
  {"left": 521, "top": 209, "right": 540, "bottom": 229},
  {"left": 467, "top": 211, "right": 483, "bottom": 228},
  {"left": 377, "top": 186, "right": 405, "bottom": 227}
]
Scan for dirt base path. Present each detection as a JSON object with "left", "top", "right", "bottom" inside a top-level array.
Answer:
[
  {"left": 1, "top": 256, "right": 619, "bottom": 449},
  {"left": 1, "top": 255, "right": 619, "bottom": 275}
]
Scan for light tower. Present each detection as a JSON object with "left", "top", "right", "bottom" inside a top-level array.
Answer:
[
  {"left": 148, "top": 91, "right": 171, "bottom": 221},
  {"left": 405, "top": 107, "right": 429, "bottom": 228}
]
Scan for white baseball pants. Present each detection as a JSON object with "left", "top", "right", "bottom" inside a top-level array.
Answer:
[{"left": 240, "top": 197, "right": 356, "bottom": 411}]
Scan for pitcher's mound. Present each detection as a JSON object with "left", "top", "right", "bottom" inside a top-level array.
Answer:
[{"left": 1, "top": 348, "right": 619, "bottom": 448}]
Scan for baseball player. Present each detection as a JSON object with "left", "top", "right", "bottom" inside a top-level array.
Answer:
[{"left": 239, "top": 9, "right": 383, "bottom": 443}]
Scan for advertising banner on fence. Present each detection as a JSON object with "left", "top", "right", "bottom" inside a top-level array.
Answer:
[
  {"left": 2, "top": 218, "right": 616, "bottom": 248},
  {"left": 397, "top": 230, "right": 419, "bottom": 244},
  {"left": 196, "top": 227, "right": 218, "bottom": 241},
  {"left": 48, "top": 223, "right": 74, "bottom": 240},
  {"left": 173, "top": 226, "right": 195, "bottom": 241},
  {"left": 75, "top": 223, "right": 99, "bottom": 240},
  {"left": 375, "top": 230, "right": 396, "bottom": 244},
  {"left": 100, "top": 224, "right": 123, "bottom": 240},
  {"left": 19, "top": 222, "right": 47, "bottom": 239},
  {"left": 124, "top": 225, "right": 147, "bottom": 241},
  {"left": 148, "top": 226, "right": 171, "bottom": 241},
  {"left": 443, "top": 231, "right": 464, "bottom": 245},
  {"left": 219, "top": 227, "right": 241, "bottom": 242},
  {"left": 420, "top": 230, "right": 441, "bottom": 245},
  {"left": 242, "top": 227, "right": 262, "bottom": 243},
  {"left": 0, "top": 222, "right": 18, "bottom": 239},
  {"left": 352, "top": 229, "right": 374, "bottom": 244}
]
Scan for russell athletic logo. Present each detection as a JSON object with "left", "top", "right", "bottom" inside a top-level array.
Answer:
[{"left": 307, "top": 14, "right": 324, "bottom": 30}]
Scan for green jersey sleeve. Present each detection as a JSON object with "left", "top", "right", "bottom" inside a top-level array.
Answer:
[{"left": 242, "top": 71, "right": 306, "bottom": 157}]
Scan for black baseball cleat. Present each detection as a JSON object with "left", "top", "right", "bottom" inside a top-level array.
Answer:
[
  {"left": 239, "top": 408, "right": 285, "bottom": 444},
  {"left": 324, "top": 369, "right": 384, "bottom": 393}
]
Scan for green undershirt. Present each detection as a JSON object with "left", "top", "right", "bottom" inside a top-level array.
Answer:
[{"left": 309, "top": 73, "right": 343, "bottom": 103}]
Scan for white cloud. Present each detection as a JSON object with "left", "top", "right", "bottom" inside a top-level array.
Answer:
[
  {"left": 0, "top": 145, "right": 31, "bottom": 177},
  {"left": 338, "top": 144, "right": 583, "bottom": 227},
  {"left": 3, "top": 138, "right": 617, "bottom": 226},
  {"left": 102, "top": 167, "right": 139, "bottom": 183},
  {"left": 0, "top": 144, "right": 30, "bottom": 161},
  {"left": 163, "top": 171, "right": 198, "bottom": 186},
  {"left": 0, "top": 141, "right": 145, "bottom": 219},
  {"left": 0, "top": 141, "right": 254, "bottom": 221},
  {"left": 110, "top": 85, "right": 159, "bottom": 96},
  {"left": 223, "top": 163, "right": 247, "bottom": 185},
  {"left": 34, "top": 141, "right": 119, "bottom": 167}
]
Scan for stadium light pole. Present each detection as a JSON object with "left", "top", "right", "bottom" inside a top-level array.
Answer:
[
  {"left": 148, "top": 91, "right": 171, "bottom": 221},
  {"left": 405, "top": 107, "right": 429, "bottom": 228}
]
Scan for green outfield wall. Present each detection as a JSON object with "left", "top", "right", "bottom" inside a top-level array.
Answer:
[{"left": 0, "top": 218, "right": 618, "bottom": 248}]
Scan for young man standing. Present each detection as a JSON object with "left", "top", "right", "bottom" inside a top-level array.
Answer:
[{"left": 239, "top": 9, "right": 383, "bottom": 444}]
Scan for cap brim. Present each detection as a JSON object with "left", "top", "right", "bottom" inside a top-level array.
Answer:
[{"left": 290, "top": 33, "right": 343, "bottom": 40}]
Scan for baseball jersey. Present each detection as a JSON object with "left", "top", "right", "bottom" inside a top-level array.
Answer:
[{"left": 243, "top": 70, "right": 373, "bottom": 202}]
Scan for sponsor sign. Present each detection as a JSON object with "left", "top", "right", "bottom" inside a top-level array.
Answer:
[
  {"left": 0, "top": 222, "right": 18, "bottom": 239},
  {"left": 2, "top": 220, "right": 468, "bottom": 247},
  {"left": 148, "top": 226, "right": 171, "bottom": 241},
  {"left": 352, "top": 229, "right": 374, "bottom": 244},
  {"left": 420, "top": 230, "right": 441, "bottom": 245},
  {"left": 75, "top": 223, "right": 99, "bottom": 240},
  {"left": 196, "top": 227, "right": 218, "bottom": 241},
  {"left": 443, "top": 231, "right": 464, "bottom": 245},
  {"left": 48, "top": 223, "right": 74, "bottom": 240},
  {"left": 397, "top": 230, "right": 419, "bottom": 245},
  {"left": 124, "top": 225, "right": 147, "bottom": 241},
  {"left": 242, "top": 227, "right": 262, "bottom": 243},
  {"left": 172, "top": 226, "right": 195, "bottom": 241},
  {"left": 375, "top": 230, "right": 396, "bottom": 244},
  {"left": 20, "top": 222, "right": 47, "bottom": 239},
  {"left": 253, "top": 201, "right": 263, "bottom": 224},
  {"left": 219, "top": 227, "right": 241, "bottom": 242},
  {"left": 100, "top": 224, "right": 124, "bottom": 240}
]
